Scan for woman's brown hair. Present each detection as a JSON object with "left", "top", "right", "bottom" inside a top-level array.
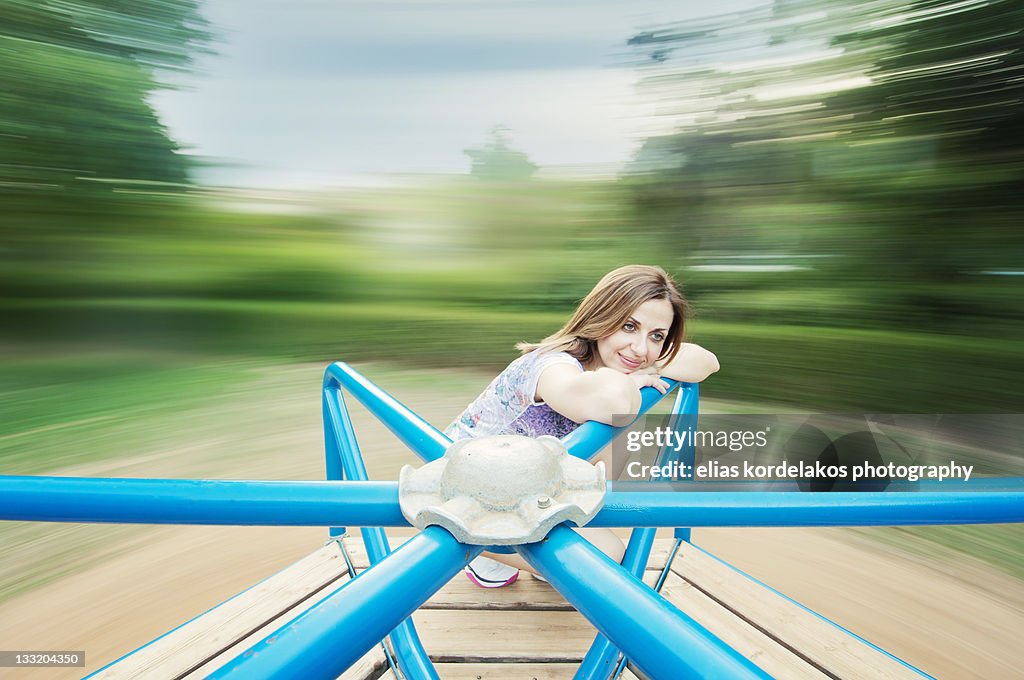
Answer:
[{"left": 517, "top": 265, "right": 689, "bottom": 367}]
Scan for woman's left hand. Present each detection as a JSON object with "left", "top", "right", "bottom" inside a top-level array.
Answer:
[{"left": 629, "top": 371, "right": 668, "bottom": 394}]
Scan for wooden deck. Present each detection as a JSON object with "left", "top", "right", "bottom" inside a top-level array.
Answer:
[{"left": 94, "top": 533, "right": 926, "bottom": 680}]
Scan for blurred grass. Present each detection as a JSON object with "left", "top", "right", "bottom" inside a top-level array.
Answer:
[
  {"left": 4, "top": 299, "right": 1020, "bottom": 412},
  {"left": 0, "top": 352, "right": 268, "bottom": 601},
  {"left": 0, "top": 351, "right": 265, "bottom": 474},
  {"left": 853, "top": 525, "right": 1024, "bottom": 582}
]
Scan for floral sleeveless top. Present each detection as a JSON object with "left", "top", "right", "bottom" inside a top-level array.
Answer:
[{"left": 444, "top": 351, "right": 583, "bottom": 441}]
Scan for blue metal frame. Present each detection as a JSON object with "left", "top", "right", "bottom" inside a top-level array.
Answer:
[
  {"left": 210, "top": 526, "right": 480, "bottom": 680},
  {"left": 322, "top": 362, "right": 446, "bottom": 680},
  {"left": 325, "top": 362, "right": 450, "bottom": 463},
  {"left": 589, "top": 486, "right": 1024, "bottom": 526},
  {"left": 574, "top": 386, "right": 697, "bottom": 680},
  {"left": 516, "top": 524, "right": 771, "bottom": 680},
  {"left": 0, "top": 476, "right": 405, "bottom": 525},
  {"left": 3, "top": 478, "right": 1019, "bottom": 527},
  {"left": 3, "top": 361, "right": 1023, "bottom": 680}
]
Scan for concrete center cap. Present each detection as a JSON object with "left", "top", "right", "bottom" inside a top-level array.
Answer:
[
  {"left": 398, "top": 435, "right": 606, "bottom": 545},
  {"left": 441, "top": 436, "right": 563, "bottom": 510}
]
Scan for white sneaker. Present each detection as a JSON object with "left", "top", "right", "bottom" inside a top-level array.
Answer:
[{"left": 464, "top": 556, "right": 519, "bottom": 588}]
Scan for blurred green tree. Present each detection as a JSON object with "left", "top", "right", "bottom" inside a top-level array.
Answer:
[
  {"left": 1, "top": 0, "right": 212, "bottom": 300},
  {"left": 0, "top": 0, "right": 211, "bottom": 199},
  {"left": 464, "top": 126, "right": 538, "bottom": 181},
  {"left": 826, "top": 0, "right": 1024, "bottom": 321},
  {"left": 623, "top": 0, "right": 1024, "bottom": 331}
]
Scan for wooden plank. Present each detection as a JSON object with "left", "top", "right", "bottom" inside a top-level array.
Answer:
[
  {"left": 433, "top": 662, "right": 585, "bottom": 679},
  {"left": 191, "top": 616, "right": 385, "bottom": 680},
  {"left": 342, "top": 534, "right": 398, "bottom": 569},
  {"left": 646, "top": 539, "right": 673, "bottom": 571},
  {"left": 658, "top": 572, "right": 829, "bottom": 680},
  {"left": 346, "top": 535, "right": 676, "bottom": 572},
  {"left": 335, "top": 647, "right": 389, "bottom": 680},
  {"left": 670, "top": 542, "right": 924, "bottom": 679},
  {"left": 423, "top": 572, "right": 574, "bottom": 611},
  {"left": 387, "top": 662, "right": 625, "bottom": 679},
  {"left": 188, "top": 542, "right": 388, "bottom": 679},
  {"left": 345, "top": 534, "right": 661, "bottom": 611},
  {"left": 433, "top": 569, "right": 664, "bottom": 611},
  {"left": 376, "top": 661, "right": 600, "bottom": 678},
  {"left": 95, "top": 542, "right": 351, "bottom": 679},
  {"left": 414, "top": 610, "right": 597, "bottom": 663},
  {"left": 298, "top": 646, "right": 388, "bottom": 680}
]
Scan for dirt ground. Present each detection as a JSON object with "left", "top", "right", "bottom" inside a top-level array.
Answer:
[{"left": 1, "top": 364, "right": 1021, "bottom": 679}]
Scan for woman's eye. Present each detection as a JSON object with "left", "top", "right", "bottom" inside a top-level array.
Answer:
[
  {"left": 623, "top": 322, "right": 636, "bottom": 332},
  {"left": 651, "top": 333, "right": 665, "bottom": 343}
]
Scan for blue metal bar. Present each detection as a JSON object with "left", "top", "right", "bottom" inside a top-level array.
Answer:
[
  {"left": 209, "top": 526, "right": 481, "bottom": 680},
  {"left": 323, "top": 393, "right": 399, "bottom": 675},
  {"left": 573, "top": 529, "right": 656, "bottom": 680},
  {"left": 5, "top": 477, "right": 1020, "bottom": 528},
  {"left": 0, "top": 476, "right": 408, "bottom": 526},
  {"left": 575, "top": 388, "right": 695, "bottom": 680},
  {"left": 608, "top": 537, "right": 686, "bottom": 680},
  {"left": 610, "top": 539, "right": 686, "bottom": 680},
  {"left": 324, "top": 362, "right": 450, "bottom": 463},
  {"left": 516, "top": 525, "right": 770, "bottom": 680},
  {"left": 6, "top": 477, "right": 1020, "bottom": 528},
  {"left": 323, "top": 386, "right": 373, "bottom": 483},
  {"left": 323, "top": 385, "right": 440, "bottom": 680},
  {"left": 590, "top": 485, "right": 1024, "bottom": 527},
  {"left": 562, "top": 381, "right": 694, "bottom": 461},
  {"left": 323, "top": 390, "right": 346, "bottom": 539},
  {"left": 670, "top": 384, "right": 698, "bottom": 542},
  {"left": 610, "top": 477, "right": 1024, "bottom": 492}
]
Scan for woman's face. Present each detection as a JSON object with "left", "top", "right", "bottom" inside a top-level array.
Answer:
[{"left": 593, "top": 298, "right": 674, "bottom": 373}]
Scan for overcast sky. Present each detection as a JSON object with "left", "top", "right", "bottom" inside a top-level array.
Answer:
[{"left": 154, "top": 0, "right": 765, "bottom": 188}]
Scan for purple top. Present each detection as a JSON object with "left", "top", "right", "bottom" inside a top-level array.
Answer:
[{"left": 444, "top": 351, "right": 583, "bottom": 441}]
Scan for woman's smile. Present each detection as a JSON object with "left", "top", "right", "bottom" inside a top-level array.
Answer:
[{"left": 617, "top": 353, "right": 644, "bottom": 371}]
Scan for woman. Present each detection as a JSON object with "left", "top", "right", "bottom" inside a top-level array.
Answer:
[{"left": 445, "top": 264, "right": 720, "bottom": 588}]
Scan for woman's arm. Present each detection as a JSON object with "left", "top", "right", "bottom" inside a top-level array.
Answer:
[
  {"left": 535, "top": 363, "right": 641, "bottom": 425},
  {"left": 657, "top": 343, "right": 721, "bottom": 383}
]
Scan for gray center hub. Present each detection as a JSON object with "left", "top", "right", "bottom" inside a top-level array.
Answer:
[{"left": 398, "top": 435, "right": 606, "bottom": 545}]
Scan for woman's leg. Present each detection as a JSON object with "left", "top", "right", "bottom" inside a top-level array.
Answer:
[
  {"left": 485, "top": 527, "right": 625, "bottom": 574},
  {"left": 470, "top": 451, "right": 625, "bottom": 580}
]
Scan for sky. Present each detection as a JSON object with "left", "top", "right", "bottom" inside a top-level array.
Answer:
[{"left": 153, "top": 0, "right": 766, "bottom": 188}]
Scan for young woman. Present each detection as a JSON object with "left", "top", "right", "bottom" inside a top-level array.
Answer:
[{"left": 444, "top": 264, "right": 720, "bottom": 587}]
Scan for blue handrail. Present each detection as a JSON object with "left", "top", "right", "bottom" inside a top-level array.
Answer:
[
  {"left": 517, "top": 524, "right": 771, "bottom": 680},
  {"left": 3, "top": 477, "right": 1022, "bottom": 527},
  {"left": 210, "top": 526, "right": 480, "bottom": 680},
  {"left": 575, "top": 385, "right": 697, "bottom": 680},
  {"left": 322, "top": 365, "right": 442, "bottom": 680}
]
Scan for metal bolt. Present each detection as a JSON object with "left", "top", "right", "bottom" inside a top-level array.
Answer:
[{"left": 537, "top": 495, "right": 552, "bottom": 509}]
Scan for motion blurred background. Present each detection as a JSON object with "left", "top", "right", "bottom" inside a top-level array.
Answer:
[
  {"left": 4, "top": 0, "right": 1022, "bottom": 412},
  {"left": 1, "top": 1, "right": 1023, "bottom": 673}
]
